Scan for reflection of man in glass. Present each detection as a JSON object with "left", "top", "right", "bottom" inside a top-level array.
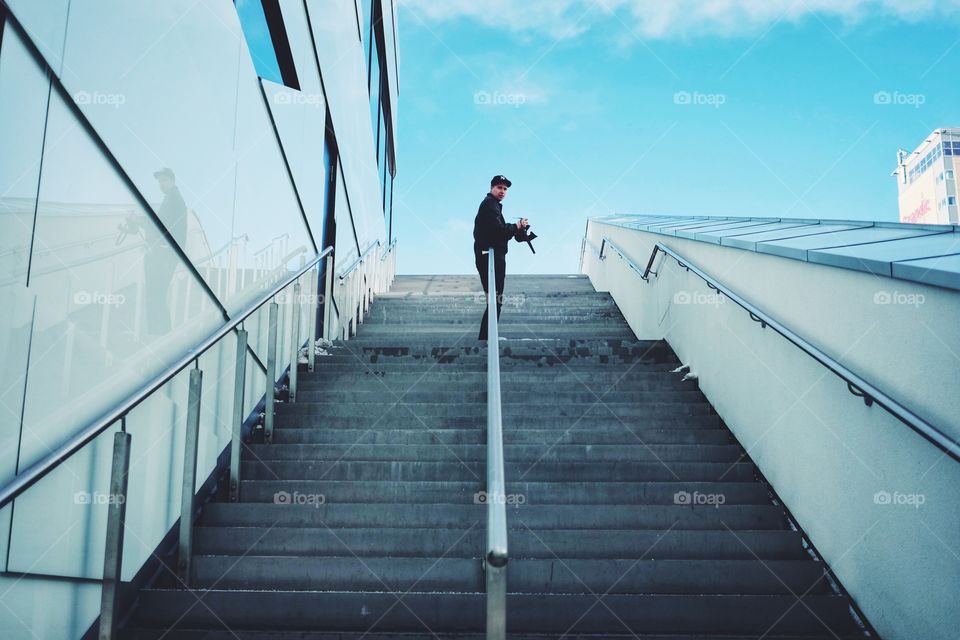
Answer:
[{"left": 143, "top": 168, "right": 188, "bottom": 334}]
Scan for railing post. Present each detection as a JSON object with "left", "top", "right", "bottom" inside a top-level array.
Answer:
[
  {"left": 359, "top": 262, "right": 366, "bottom": 323},
  {"left": 363, "top": 258, "right": 371, "bottom": 314},
  {"left": 351, "top": 268, "right": 358, "bottom": 333},
  {"left": 98, "top": 425, "right": 131, "bottom": 640},
  {"left": 356, "top": 262, "right": 363, "bottom": 325},
  {"left": 289, "top": 282, "right": 301, "bottom": 402},
  {"left": 368, "top": 254, "right": 374, "bottom": 302},
  {"left": 229, "top": 329, "right": 248, "bottom": 502},
  {"left": 264, "top": 301, "right": 279, "bottom": 443},
  {"left": 177, "top": 367, "right": 203, "bottom": 585},
  {"left": 377, "top": 252, "right": 384, "bottom": 296},
  {"left": 307, "top": 267, "right": 318, "bottom": 373},
  {"left": 323, "top": 254, "right": 334, "bottom": 342},
  {"left": 340, "top": 277, "right": 348, "bottom": 341},
  {"left": 390, "top": 246, "right": 396, "bottom": 288},
  {"left": 351, "top": 269, "right": 356, "bottom": 335},
  {"left": 385, "top": 248, "right": 391, "bottom": 291},
  {"left": 339, "top": 279, "right": 347, "bottom": 341},
  {"left": 344, "top": 276, "right": 351, "bottom": 340},
  {"left": 348, "top": 271, "right": 356, "bottom": 338}
]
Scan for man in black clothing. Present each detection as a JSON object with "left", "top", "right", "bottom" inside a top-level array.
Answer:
[
  {"left": 473, "top": 175, "right": 529, "bottom": 340},
  {"left": 144, "top": 168, "right": 188, "bottom": 334}
]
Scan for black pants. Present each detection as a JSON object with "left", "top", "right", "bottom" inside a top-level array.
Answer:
[
  {"left": 144, "top": 248, "right": 177, "bottom": 335},
  {"left": 475, "top": 251, "right": 506, "bottom": 340}
]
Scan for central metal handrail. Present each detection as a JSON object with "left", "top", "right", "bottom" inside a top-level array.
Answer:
[
  {"left": 484, "top": 247, "right": 508, "bottom": 640},
  {"left": 0, "top": 245, "right": 334, "bottom": 510},
  {"left": 595, "top": 236, "right": 960, "bottom": 463}
]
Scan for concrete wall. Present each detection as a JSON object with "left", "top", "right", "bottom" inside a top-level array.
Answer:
[{"left": 583, "top": 219, "right": 960, "bottom": 640}]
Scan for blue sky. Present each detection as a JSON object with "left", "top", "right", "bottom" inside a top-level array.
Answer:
[{"left": 391, "top": 0, "right": 960, "bottom": 275}]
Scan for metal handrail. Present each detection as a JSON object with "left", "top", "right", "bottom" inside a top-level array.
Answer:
[
  {"left": 380, "top": 238, "right": 398, "bottom": 261},
  {"left": 0, "top": 245, "right": 335, "bottom": 509},
  {"left": 194, "top": 233, "right": 250, "bottom": 266},
  {"left": 581, "top": 237, "right": 602, "bottom": 264},
  {"left": 484, "top": 247, "right": 508, "bottom": 640},
  {"left": 595, "top": 236, "right": 960, "bottom": 463},
  {"left": 338, "top": 239, "right": 381, "bottom": 281}
]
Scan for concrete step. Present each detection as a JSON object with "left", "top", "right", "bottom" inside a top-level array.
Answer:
[
  {"left": 271, "top": 414, "right": 722, "bottom": 430},
  {"left": 124, "top": 630, "right": 865, "bottom": 640},
  {"left": 273, "top": 402, "right": 713, "bottom": 419},
  {"left": 193, "top": 527, "right": 808, "bottom": 560},
  {"left": 369, "top": 301, "right": 621, "bottom": 308},
  {"left": 356, "top": 319, "right": 636, "bottom": 328},
  {"left": 359, "top": 316, "right": 627, "bottom": 323},
  {"left": 269, "top": 427, "right": 732, "bottom": 445},
  {"left": 363, "top": 311, "right": 623, "bottom": 317},
  {"left": 296, "top": 372, "right": 693, "bottom": 391},
  {"left": 361, "top": 317, "right": 630, "bottom": 326},
  {"left": 302, "top": 361, "right": 684, "bottom": 372},
  {"left": 177, "top": 556, "right": 829, "bottom": 595},
  {"left": 199, "top": 503, "right": 785, "bottom": 530},
  {"left": 297, "top": 378, "right": 699, "bottom": 398},
  {"left": 290, "top": 389, "right": 706, "bottom": 404},
  {"left": 234, "top": 480, "right": 769, "bottom": 505},
  {"left": 367, "top": 296, "right": 618, "bottom": 304},
  {"left": 366, "top": 304, "right": 618, "bottom": 311},
  {"left": 307, "top": 354, "right": 676, "bottom": 367},
  {"left": 326, "top": 337, "right": 672, "bottom": 350},
  {"left": 361, "top": 306, "right": 627, "bottom": 314},
  {"left": 239, "top": 460, "right": 757, "bottom": 482},
  {"left": 327, "top": 340, "right": 668, "bottom": 353},
  {"left": 241, "top": 443, "right": 743, "bottom": 464},
  {"left": 132, "top": 590, "right": 859, "bottom": 635},
  {"left": 354, "top": 327, "right": 638, "bottom": 339}
]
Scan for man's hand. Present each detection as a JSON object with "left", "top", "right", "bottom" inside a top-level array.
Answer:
[{"left": 517, "top": 218, "right": 530, "bottom": 229}]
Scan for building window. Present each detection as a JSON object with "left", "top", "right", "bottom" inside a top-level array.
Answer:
[
  {"left": 322, "top": 130, "right": 335, "bottom": 250},
  {"left": 365, "top": 0, "right": 377, "bottom": 83},
  {"left": 387, "top": 174, "right": 394, "bottom": 242},
  {"left": 365, "top": 0, "right": 392, "bottom": 216},
  {"left": 379, "top": 109, "right": 387, "bottom": 207},
  {"left": 369, "top": 42, "right": 381, "bottom": 144},
  {"left": 235, "top": 0, "right": 300, "bottom": 89},
  {"left": 949, "top": 196, "right": 957, "bottom": 206},
  {"left": 384, "top": 172, "right": 393, "bottom": 220},
  {"left": 948, "top": 170, "right": 956, "bottom": 181}
]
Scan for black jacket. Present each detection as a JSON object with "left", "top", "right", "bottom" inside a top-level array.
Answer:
[{"left": 473, "top": 193, "right": 522, "bottom": 256}]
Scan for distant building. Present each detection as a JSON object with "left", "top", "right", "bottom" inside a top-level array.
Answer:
[{"left": 892, "top": 128, "right": 960, "bottom": 224}]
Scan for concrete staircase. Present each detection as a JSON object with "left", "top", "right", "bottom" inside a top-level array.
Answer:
[{"left": 123, "top": 275, "right": 870, "bottom": 639}]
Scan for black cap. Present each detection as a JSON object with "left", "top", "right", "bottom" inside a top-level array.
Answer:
[
  {"left": 491, "top": 174, "right": 512, "bottom": 188},
  {"left": 153, "top": 167, "right": 175, "bottom": 180}
]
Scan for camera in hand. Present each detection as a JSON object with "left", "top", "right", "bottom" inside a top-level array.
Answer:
[
  {"left": 518, "top": 221, "right": 538, "bottom": 254},
  {"left": 115, "top": 214, "right": 143, "bottom": 245}
]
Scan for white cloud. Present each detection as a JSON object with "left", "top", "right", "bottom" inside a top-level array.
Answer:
[
  {"left": 400, "top": 0, "right": 592, "bottom": 39},
  {"left": 399, "top": 0, "right": 960, "bottom": 40}
]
